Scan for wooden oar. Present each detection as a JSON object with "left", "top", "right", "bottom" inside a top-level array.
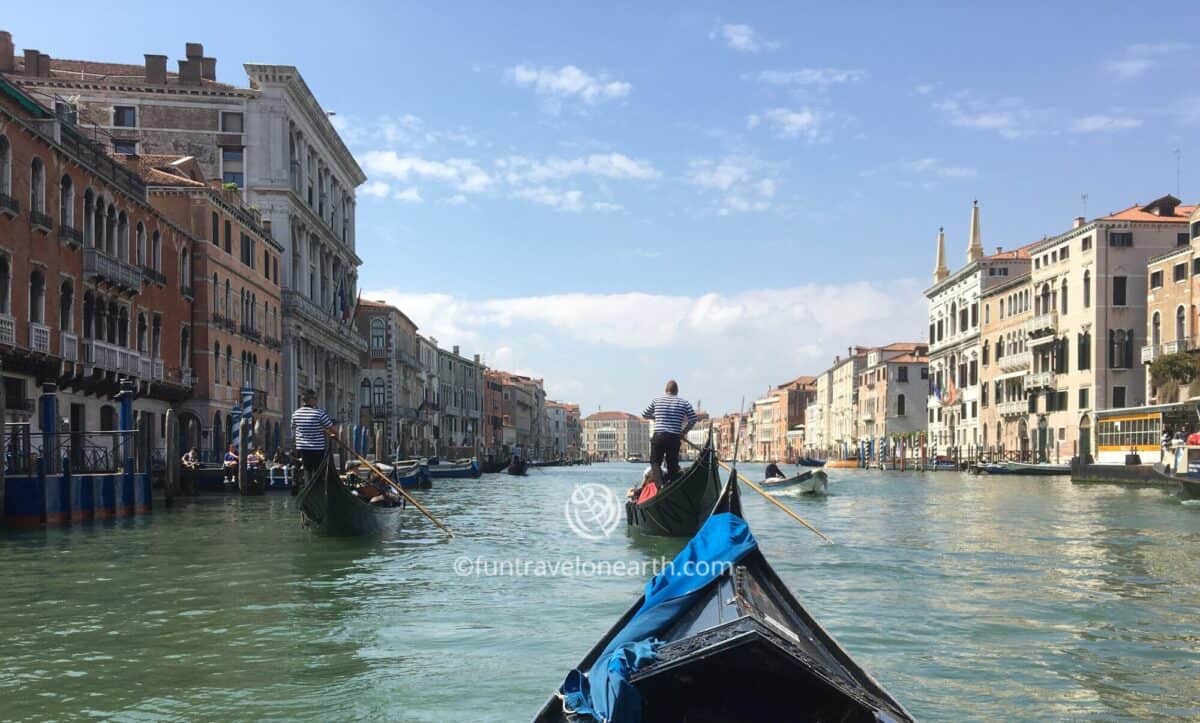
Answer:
[
  {"left": 331, "top": 435, "right": 455, "bottom": 539},
  {"left": 688, "top": 439, "right": 833, "bottom": 544}
]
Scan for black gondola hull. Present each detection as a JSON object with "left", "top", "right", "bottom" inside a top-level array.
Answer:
[
  {"left": 507, "top": 459, "right": 529, "bottom": 475},
  {"left": 625, "top": 448, "right": 722, "bottom": 537},
  {"left": 297, "top": 464, "right": 404, "bottom": 537}
]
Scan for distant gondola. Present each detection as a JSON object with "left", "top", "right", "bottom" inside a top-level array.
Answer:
[
  {"left": 625, "top": 444, "right": 722, "bottom": 537},
  {"left": 533, "top": 472, "right": 914, "bottom": 723},
  {"left": 296, "top": 455, "right": 405, "bottom": 537},
  {"left": 762, "top": 469, "right": 828, "bottom": 495},
  {"left": 425, "top": 458, "right": 482, "bottom": 479},
  {"left": 797, "top": 456, "right": 827, "bottom": 467},
  {"left": 480, "top": 458, "right": 509, "bottom": 474},
  {"left": 507, "top": 457, "right": 529, "bottom": 476},
  {"left": 977, "top": 461, "right": 1071, "bottom": 476}
]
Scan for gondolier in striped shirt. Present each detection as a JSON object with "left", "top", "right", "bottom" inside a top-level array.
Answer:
[
  {"left": 642, "top": 380, "right": 698, "bottom": 482},
  {"left": 291, "top": 389, "right": 336, "bottom": 473}
]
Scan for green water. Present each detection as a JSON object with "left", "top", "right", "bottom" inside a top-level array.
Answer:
[{"left": 1, "top": 466, "right": 1198, "bottom": 721}]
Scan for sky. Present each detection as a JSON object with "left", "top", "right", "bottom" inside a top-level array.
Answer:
[{"left": 8, "top": 2, "right": 1200, "bottom": 414}]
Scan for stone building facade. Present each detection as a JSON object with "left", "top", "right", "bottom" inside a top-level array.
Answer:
[
  {"left": 856, "top": 343, "right": 929, "bottom": 443},
  {"left": 582, "top": 411, "right": 649, "bottom": 461},
  {"left": 354, "top": 299, "right": 423, "bottom": 457},
  {"left": 978, "top": 272, "right": 1034, "bottom": 453}
]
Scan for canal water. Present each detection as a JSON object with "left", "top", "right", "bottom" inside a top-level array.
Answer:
[{"left": 1, "top": 465, "right": 1198, "bottom": 721}]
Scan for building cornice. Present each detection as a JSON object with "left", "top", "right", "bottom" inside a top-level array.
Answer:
[{"left": 924, "top": 260, "right": 981, "bottom": 298}]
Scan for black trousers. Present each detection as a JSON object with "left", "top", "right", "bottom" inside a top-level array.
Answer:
[
  {"left": 299, "top": 448, "right": 326, "bottom": 472},
  {"left": 651, "top": 432, "right": 682, "bottom": 480}
]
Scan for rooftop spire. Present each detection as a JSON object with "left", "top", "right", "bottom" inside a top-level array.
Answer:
[
  {"left": 967, "top": 199, "right": 983, "bottom": 263},
  {"left": 933, "top": 226, "right": 949, "bottom": 283}
]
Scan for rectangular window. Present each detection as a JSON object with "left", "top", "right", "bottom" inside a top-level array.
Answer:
[
  {"left": 1193, "top": 258, "right": 1200, "bottom": 276},
  {"left": 1110, "top": 231, "right": 1133, "bottom": 247},
  {"left": 113, "top": 106, "right": 136, "bottom": 127},
  {"left": 1060, "top": 246, "right": 1069, "bottom": 261},
  {"left": 222, "top": 147, "right": 244, "bottom": 163},
  {"left": 1112, "top": 276, "right": 1127, "bottom": 306},
  {"left": 112, "top": 139, "right": 137, "bottom": 155},
  {"left": 1193, "top": 221, "right": 1200, "bottom": 239},
  {"left": 969, "top": 360, "right": 978, "bottom": 385},
  {"left": 936, "top": 320, "right": 943, "bottom": 341},
  {"left": 211, "top": 212, "right": 219, "bottom": 244},
  {"left": 221, "top": 112, "right": 244, "bottom": 133},
  {"left": 1178, "top": 232, "right": 1190, "bottom": 246},
  {"left": 1151, "top": 270, "right": 1164, "bottom": 289},
  {"left": 1175, "top": 263, "right": 1188, "bottom": 282},
  {"left": 1112, "top": 386, "right": 1127, "bottom": 408},
  {"left": 898, "top": 366, "right": 908, "bottom": 382},
  {"left": 971, "top": 302, "right": 978, "bottom": 327},
  {"left": 929, "top": 323, "right": 935, "bottom": 344},
  {"left": 222, "top": 171, "right": 244, "bottom": 188},
  {"left": 1078, "top": 388, "right": 1089, "bottom": 410},
  {"left": 920, "top": 367, "right": 928, "bottom": 380},
  {"left": 1057, "top": 390, "right": 1068, "bottom": 411},
  {"left": 981, "top": 383, "right": 988, "bottom": 407},
  {"left": 971, "top": 401, "right": 977, "bottom": 419},
  {"left": 1082, "top": 236, "right": 1092, "bottom": 251}
]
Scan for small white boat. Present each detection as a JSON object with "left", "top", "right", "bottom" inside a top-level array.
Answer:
[
  {"left": 978, "top": 461, "right": 1071, "bottom": 476},
  {"left": 763, "top": 469, "right": 828, "bottom": 495}
]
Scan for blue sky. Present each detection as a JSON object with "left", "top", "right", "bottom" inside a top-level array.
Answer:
[{"left": 9, "top": 3, "right": 1200, "bottom": 413}]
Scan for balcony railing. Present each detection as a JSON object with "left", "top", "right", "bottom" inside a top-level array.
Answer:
[
  {"left": 1024, "top": 370, "right": 1055, "bottom": 389},
  {"left": 997, "top": 350, "right": 1032, "bottom": 373},
  {"left": 371, "top": 403, "right": 392, "bottom": 417},
  {"left": 29, "top": 322, "right": 50, "bottom": 353},
  {"left": 139, "top": 265, "right": 166, "bottom": 285},
  {"left": 0, "top": 192, "right": 18, "bottom": 217},
  {"left": 0, "top": 314, "right": 15, "bottom": 346},
  {"left": 1026, "top": 311, "right": 1058, "bottom": 338},
  {"left": 282, "top": 290, "right": 367, "bottom": 352},
  {"left": 263, "top": 335, "right": 282, "bottom": 350},
  {"left": 997, "top": 399, "right": 1028, "bottom": 417},
  {"left": 1142, "top": 344, "right": 1160, "bottom": 364},
  {"left": 240, "top": 324, "right": 262, "bottom": 343},
  {"left": 58, "top": 224, "right": 83, "bottom": 246},
  {"left": 84, "top": 247, "right": 141, "bottom": 292},
  {"left": 370, "top": 346, "right": 389, "bottom": 359},
  {"left": 82, "top": 338, "right": 161, "bottom": 379},
  {"left": 29, "top": 209, "right": 53, "bottom": 232},
  {"left": 181, "top": 285, "right": 193, "bottom": 299},
  {"left": 61, "top": 331, "right": 78, "bottom": 362},
  {"left": 1163, "top": 338, "right": 1194, "bottom": 354}
]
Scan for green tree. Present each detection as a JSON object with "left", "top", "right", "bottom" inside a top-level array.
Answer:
[{"left": 1149, "top": 353, "right": 1200, "bottom": 402}]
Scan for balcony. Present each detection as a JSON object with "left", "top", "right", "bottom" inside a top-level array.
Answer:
[
  {"left": 370, "top": 346, "right": 389, "bottom": 359},
  {"left": 82, "top": 339, "right": 153, "bottom": 378},
  {"left": 1024, "top": 370, "right": 1055, "bottom": 389},
  {"left": 181, "top": 285, "right": 193, "bottom": 299},
  {"left": 28, "top": 322, "right": 50, "bottom": 354},
  {"left": 85, "top": 247, "right": 141, "bottom": 293},
  {"left": 371, "top": 403, "right": 393, "bottom": 418},
  {"left": 997, "top": 399, "right": 1029, "bottom": 418},
  {"left": 1026, "top": 311, "right": 1058, "bottom": 338},
  {"left": 0, "top": 314, "right": 15, "bottom": 346},
  {"left": 61, "top": 331, "right": 78, "bottom": 362},
  {"left": 29, "top": 209, "right": 53, "bottom": 233},
  {"left": 139, "top": 265, "right": 166, "bottom": 285},
  {"left": 0, "top": 192, "right": 18, "bottom": 218},
  {"left": 998, "top": 350, "right": 1032, "bottom": 374},
  {"left": 1163, "top": 338, "right": 1194, "bottom": 354},
  {"left": 240, "top": 323, "right": 262, "bottom": 343},
  {"left": 58, "top": 224, "right": 83, "bottom": 246},
  {"left": 282, "top": 289, "right": 368, "bottom": 353},
  {"left": 263, "top": 335, "right": 282, "bottom": 351},
  {"left": 1142, "top": 344, "right": 1160, "bottom": 364}
]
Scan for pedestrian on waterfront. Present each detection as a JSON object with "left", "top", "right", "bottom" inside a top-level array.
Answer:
[
  {"left": 222, "top": 444, "right": 238, "bottom": 484},
  {"left": 513, "top": 443, "right": 523, "bottom": 463},
  {"left": 181, "top": 447, "right": 200, "bottom": 470},
  {"left": 642, "top": 380, "right": 698, "bottom": 482},
  {"left": 292, "top": 389, "right": 335, "bottom": 473}
]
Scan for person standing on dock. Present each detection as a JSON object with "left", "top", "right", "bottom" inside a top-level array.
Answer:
[
  {"left": 292, "top": 389, "right": 335, "bottom": 474},
  {"left": 642, "top": 380, "right": 698, "bottom": 482}
]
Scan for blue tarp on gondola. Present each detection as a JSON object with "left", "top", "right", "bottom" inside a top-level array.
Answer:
[{"left": 561, "top": 512, "right": 758, "bottom": 722}]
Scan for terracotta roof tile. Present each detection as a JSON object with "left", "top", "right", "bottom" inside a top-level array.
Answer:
[{"left": 584, "top": 411, "right": 642, "bottom": 422}]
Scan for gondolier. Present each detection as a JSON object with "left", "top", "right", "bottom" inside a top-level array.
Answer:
[
  {"left": 292, "top": 389, "right": 335, "bottom": 473},
  {"left": 642, "top": 380, "right": 698, "bottom": 482}
]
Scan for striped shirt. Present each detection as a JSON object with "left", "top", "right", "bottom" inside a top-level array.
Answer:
[
  {"left": 642, "top": 395, "right": 698, "bottom": 436},
  {"left": 292, "top": 406, "right": 333, "bottom": 450}
]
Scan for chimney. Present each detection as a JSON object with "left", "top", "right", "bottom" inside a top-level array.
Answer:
[
  {"left": 453, "top": 345, "right": 460, "bottom": 355},
  {"left": 200, "top": 57, "right": 216, "bottom": 81},
  {"left": 1073, "top": 216, "right": 1085, "bottom": 229},
  {"left": 178, "top": 59, "right": 201, "bottom": 85},
  {"left": 474, "top": 354, "right": 481, "bottom": 364},
  {"left": 185, "top": 42, "right": 204, "bottom": 60},
  {"left": 23, "top": 49, "right": 38, "bottom": 76},
  {"left": 261, "top": 218, "right": 272, "bottom": 236},
  {"left": 38, "top": 52, "right": 50, "bottom": 77},
  {"left": 144, "top": 54, "right": 167, "bottom": 84},
  {"left": 0, "top": 32, "right": 13, "bottom": 73},
  {"left": 996, "top": 246, "right": 1002, "bottom": 255}
]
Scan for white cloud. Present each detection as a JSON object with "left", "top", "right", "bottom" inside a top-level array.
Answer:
[
  {"left": 1106, "top": 42, "right": 1189, "bottom": 79},
  {"left": 1070, "top": 115, "right": 1143, "bottom": 133},
  {"left": 360, "top": 151, "right": 492, "bottom": 193},
  {"left": 749, "top": 68, "right": 866, "bottom": 88},
  {"left": 592, "top": 201, "right": 623, "bottom": 212},
  {"left": 686, "top": 157, "right": 776, "bottom": 214},
  {"left": 511, "top": 186, "right": 585, "bottom": 211},
  {"left": 393, "top": 187, "right": 424, "bottom": 203},
  {"left": 686, "top": 159, "right": 751, "bottom": 191},
  {"left": 361, "top": 180, "right": 391, "bottom": 198},
  {"left": 932, "top": 91, "right": 1048, "bottom": 139},
  {"left": 905, "top": 158, "right": 977, "bottom": 178},
  {"left": 715, "top": 24, "right": 776, "bottom": 53},
  {"left": 762, "top": 107, "right": 822, "bottom": 140},
  {"left": 506, "top": 65, "right": 631, "bottom": 106},
  {"left": 445, "top": 194, "right": 468, "bottom": 206},
  {"left": 745, "top": 114, "right": 761, "bottom": 129},
  {"left": 497, "top": 153, "right": 659, "bottom": 184},
  {"left": 332, "top": 113, "right": 480, "bottom": 150}
]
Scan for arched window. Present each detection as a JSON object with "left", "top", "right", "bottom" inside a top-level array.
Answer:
[
  {"left": 81, "top": 292, "right": 94, "bottom": 339},
  {"left": 949, "top": 302, "right": 957, "bottom": 335},
  {"left": 0, "top": 134, "right": 11, "bottom": 197},
  {"left": 136, "top": 313, "right": 148, "bottom": 353},
  {"left": 0, "top": 255, "right": 9, "bottom": 315},
  {"left": 151, "top": 315, "right": 161, "bottom": 357},
  {"left": 104, "top": 204, "right": 117, "bottom": 255},
  {"left": 83, "top": 190, "right": 95, "bottom": 246},
  {"left": 370, "top": 318, "right": 385, "bottom": 349},
  {"left": 1152, "top": 312, "right": 1161, "bottom": 347},
  {"left": 212, "top": 273, "right": 219, "bottom": 313},
  {"left": 118, "top": 306, "right": 129, "bottom": 347},
  {"left": 359, "top": 378, "right": 371, "bottom": 407},
  {"left": 225, "top": 345, "right": 233, "bottom": 385},
  {"left": 1177, "top": 306, "right": 1187, "bottom": 343},
  {"left": 181, "top": 247, "right": 190, "bottom": 289},
  {"left": 117, "top": 212, "right": 129, "bottom": 261},
  {"left": 136, "top": 223, "right": 146, "bottom": 266},
  {"left": 30, "top": 157, "right": 45, "bottom": 214},
  {"left": 224, "top": 280, "right": 231, "bottom": 320},
  {"left": 59, "top": 280, "right": 73, "bottom": 331},
  {"left": 897, "top": 393, "right": 906, "bottom": 416},
  {"left": 373, "top": 378, "right": 386, "bottom": 407},
  {"left": 1060, "top": 279, "right": 1068, "bottom": 314},
  {"left": 151, "top": 231, "right": 161, "bottom": 271},
  {"left": 28, "top": 269, "right": 45, "bottom": 324},
  {"left": 59, "top": 174, "right": 74, "bottom": 228},
  {"left": 1083, "top": 270, "right": 1091, "bottom": 309}
]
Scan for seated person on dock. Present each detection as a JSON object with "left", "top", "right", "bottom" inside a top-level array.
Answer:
[
  {"left": 764, "top": 462, "right": 785, "bottom": 480},
  {"left": 246, "top": 447, "right": 265, "bottom": 471},
  {"left": 223, "top": 445, "right": 239, "bottom": 483},
  {"left": 181, "top": 447, "right": 200, "bottom": 471}
]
